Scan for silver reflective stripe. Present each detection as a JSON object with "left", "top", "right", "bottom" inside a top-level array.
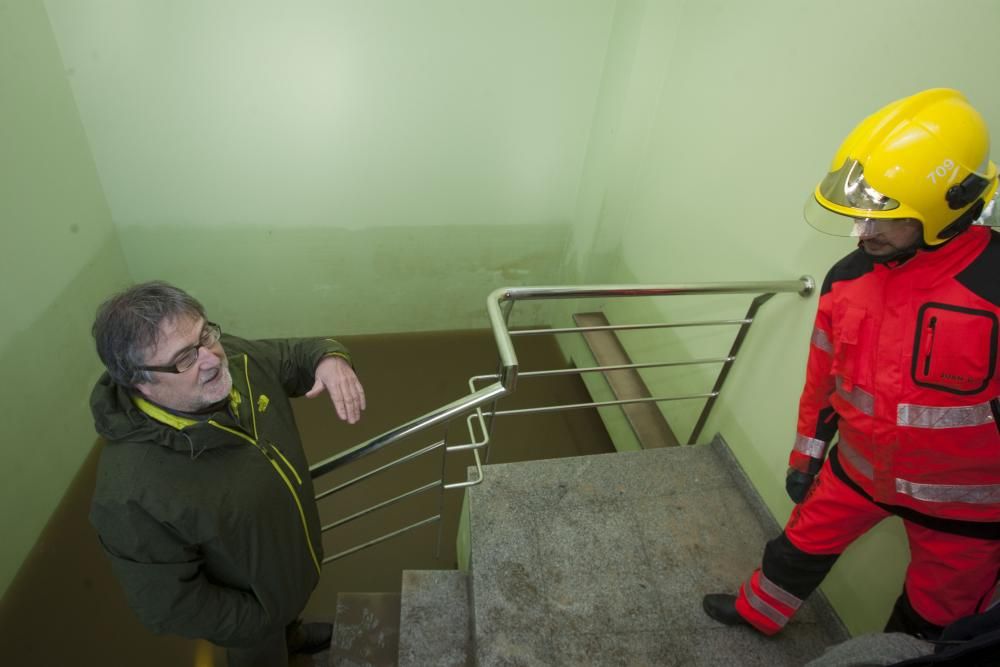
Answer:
[
  {"left": 742, "top": 582, "right": 788, "bottom": 627},
  {"left": 758, "top": 573, "right": 802, "bottom": 610},
  {"left": 897, "top": 401, "right": 996, "bottom": 429},
  {"left": 895, "top": 479, "right": 1000, "bottom": 504},
  {"left": 836, "top": 376, "right": 874, "bottom": 416},
  {"left": 794, "top": 434, "right": 828, "bottom": 459},
  {"left": 837, "top": 437, "right": 873, "bottom": 480},
  {"left": 811, "top": 327, "right": 833, "bottom": 354}
]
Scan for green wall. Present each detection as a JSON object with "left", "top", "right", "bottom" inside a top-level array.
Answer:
[
  {"left": 563, "top": 0, "right": 1000, "bottom": 634},
  {"left": 43, "top": 0, "right": 618, "bottom": 336},
  {"left": 0, "top": 0, "right": 130, "bottom": 598}
]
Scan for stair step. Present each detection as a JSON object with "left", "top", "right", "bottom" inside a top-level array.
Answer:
[
  {"left": 573, "top": 311, "right": 680, "bottom": 447},
  {"left": 329, "top": 592, "right": 400, "bottom": 667},
  {"left": 466, "top": 435, "right": 848, "bottom": 665},
  {"left": 397, "top": 570, "right": 470, "bottom": 667}
]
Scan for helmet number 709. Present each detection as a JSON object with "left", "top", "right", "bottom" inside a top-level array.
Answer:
[{"left": 926, "top": 158, "right": 956, "bottom": 185}]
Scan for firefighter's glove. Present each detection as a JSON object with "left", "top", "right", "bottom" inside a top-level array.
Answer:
[{"left": 785, "top": 469, "right": 815, "bottom": 504}]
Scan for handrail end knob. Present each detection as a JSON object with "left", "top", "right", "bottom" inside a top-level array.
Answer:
[{"left": 798, "top": 275, "right": 816, "bottom": 297}]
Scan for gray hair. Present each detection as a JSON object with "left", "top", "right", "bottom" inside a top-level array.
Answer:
[{"left": 92, "top": 281, "right": 206, "bottom": 386}]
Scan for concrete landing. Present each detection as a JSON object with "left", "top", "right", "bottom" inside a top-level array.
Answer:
[{"left": 466, "top": 437, "right": 848, "bottom": 666}]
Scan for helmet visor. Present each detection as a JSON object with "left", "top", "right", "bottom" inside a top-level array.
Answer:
[
  {"left": 973, "top": 183, "right": 1000, "bottom": 228},
  {"left": 818, "top": 158, "right": 900, "bottom": 212},
  {"left": 805, "top": 194, "right": 918, "bottom": 237}
]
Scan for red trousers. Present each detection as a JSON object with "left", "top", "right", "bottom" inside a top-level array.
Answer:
[{"left": 735, "top": 462, "right": 1000, "bottom": 635}]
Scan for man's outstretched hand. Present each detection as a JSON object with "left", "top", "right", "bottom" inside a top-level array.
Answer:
[{"left": 306, "top": 356, "right": 366, "bottom": 424}]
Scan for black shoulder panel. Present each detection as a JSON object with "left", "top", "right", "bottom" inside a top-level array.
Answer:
[
  {"left": 821, "top": 249, "right": 874, "bottom": 296},
  {"left": 956, "top": 230, "right": 1000, "bottom": 306}
]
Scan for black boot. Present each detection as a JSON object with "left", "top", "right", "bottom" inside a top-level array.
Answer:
[
  {"left": 702, "top": 594, "right": 750, "bottom": 627},
  {"left": 286, "top": 620, "right": 333, "bottom": 655}
]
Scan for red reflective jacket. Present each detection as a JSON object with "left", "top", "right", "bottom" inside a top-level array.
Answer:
[{"left": 789, "top": 226, "right": 1000, "bottom": 522}]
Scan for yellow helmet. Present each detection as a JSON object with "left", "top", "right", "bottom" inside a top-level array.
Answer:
[{"left": 805, "top": 88, "right": 998, "bottom": 246}]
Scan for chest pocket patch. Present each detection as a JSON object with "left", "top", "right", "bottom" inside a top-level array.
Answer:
[
  {"left": 911, "top": 302, "right": 998, "bottom": 395},
  {"left": 832, "top": 305, "right": 868, "bottom": 388}
]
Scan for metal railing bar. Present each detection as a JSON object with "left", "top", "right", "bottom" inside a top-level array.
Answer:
[
  {"left": 494, "top": 280, "right": 814, "bottom": 302},
  {"left": 687, "top": 294, "right": 775, "bottom": 444},
  {"left": 321, "top": 515, "right": 441, "bottom": 564},
  {"left": 310, "top": 381, "right": 508, "bottom": 479},
  {"left": 484, "top": 392, "right": 718, "bottom": 417},
  {"left": 488, "top": 278, "right": 814, "bottom": 390},
  {"left": 314, "top": 439, "right": 444, "bottom": 502},
  {"left": 510, "top": 320, "right": 750, "bottom": 336},
  {"left": 320, "top": 481, "right": 441, "bottom": 533},
  {"left": 445, "top": 448, "right": 484, "bottom": 490},
  {"left": 447, "top": 410, "right": 489, "bottom": 453},
  {"left": 468, "top": 357, "right": 734, "bottom": 385},
  {"left": 435, "top": 429, "right": 449, "bottom": 558}
]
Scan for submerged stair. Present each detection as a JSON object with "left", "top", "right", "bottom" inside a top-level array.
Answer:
[
  {"left": 351, "top": 436, "right": 847, "bottom": 665},
  {"left": 329, "top": 592, "right": 401, "bottom": 666},
  {"left": 573, "top": 311, "right": 681, "bottom": 448}
]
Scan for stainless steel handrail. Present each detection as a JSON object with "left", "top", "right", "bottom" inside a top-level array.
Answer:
[
  {"left": 308, "top": 277, "right": 814, "bottom": 564},
  {"left": 486, "top": 279, "right": 813, "bottom": 391},
  {"left": 510, "top": 319, "right": 751, "bottom": 336},
  {"left": 310, "top": 381, "right": 507, "bottom": 478}
]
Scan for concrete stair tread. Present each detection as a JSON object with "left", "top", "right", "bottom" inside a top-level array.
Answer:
[
  {"left": 398, "top": 570, "right": 470, "bottom": 667},
  {"left": 329, "top": 592, "right": 400, "bottom": 667},
  {"left": 466, "top": 436, "right": 849, "bottom": 666}
]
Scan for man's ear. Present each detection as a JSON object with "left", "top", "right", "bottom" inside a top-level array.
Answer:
[{"left": 134, "top": 382, "right": 152, "bottom": 398}]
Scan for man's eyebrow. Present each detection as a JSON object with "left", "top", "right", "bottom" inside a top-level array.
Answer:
[{"left": 160, "top": 322, "right": 206, "bottom": 364}]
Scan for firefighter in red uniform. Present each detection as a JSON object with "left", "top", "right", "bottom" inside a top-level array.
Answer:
[{"left": 703, "top": 88, "right": 1000, "bottom": 638}]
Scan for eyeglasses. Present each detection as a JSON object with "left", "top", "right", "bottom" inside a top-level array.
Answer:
[{"left": 138, "top": 322, "right": 222, "bottom": 374}]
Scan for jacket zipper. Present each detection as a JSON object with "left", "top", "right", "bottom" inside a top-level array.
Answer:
[
  {"left": 269, "top": 442, "right": 303, "bottom": 486},
  {"left": 922, "top": 316, "right": 937, "bottom": 377},
  {"left": 208, "top": 420, "right": 320, "bottom": 575}
]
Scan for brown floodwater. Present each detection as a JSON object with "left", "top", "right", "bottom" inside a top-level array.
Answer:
[{"left": 0, "top": 329, "right": 614, "bottom": 666}]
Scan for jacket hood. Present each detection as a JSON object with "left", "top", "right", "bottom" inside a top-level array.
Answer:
[{"left": 90, "top": 372, "right": 229, "bottom": 456}]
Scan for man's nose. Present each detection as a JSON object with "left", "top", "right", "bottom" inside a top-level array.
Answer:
[{"left": 196, "top": 345, "right": 220, "bottom": 367}]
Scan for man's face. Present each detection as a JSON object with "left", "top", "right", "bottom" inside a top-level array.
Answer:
[
  {"left": 135, "top": 314, "right": 232, "bottom": 412},
  {"left": 856, "top": 218, "right": 924, "bottom": 257}
]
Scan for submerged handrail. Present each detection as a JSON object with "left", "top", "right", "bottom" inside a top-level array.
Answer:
[{"left": 308, "top": 277, "right": 813, "bottom": 563}]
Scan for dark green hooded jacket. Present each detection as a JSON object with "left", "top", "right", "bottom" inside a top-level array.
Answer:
[{"left": 89, "top": 334, "right": 349, "bottom": 647}]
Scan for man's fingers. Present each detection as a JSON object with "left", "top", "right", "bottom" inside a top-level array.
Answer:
[
  {"left": 355, "top": 380, "right": 367, "bottom": 411},
  {"left": 338, "top": 377, "right": 365, "bottom": 423},
  {"left": 311, "top": 362, "right": 366, "bottom": 423},
  {"left": 331, "top": 389, "right": 348, "bottom": 421}
]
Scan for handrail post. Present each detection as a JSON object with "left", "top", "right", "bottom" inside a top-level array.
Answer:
[
  {"left": 687, "top": 293, "right": 775, "bottom": 444},
  {"left": 435, "top": 424, "right": 449, "bottom": 559}
]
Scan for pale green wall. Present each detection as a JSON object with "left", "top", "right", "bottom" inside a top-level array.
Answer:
[
  {"left": 0, "top": 0, "right": 130, "bottom": 598},
  {"left": 43, "top": 0, "right": 618, "bottom": 336},
  {"left": 564, "top": 0, "right": 1000, "bottom": 634}
]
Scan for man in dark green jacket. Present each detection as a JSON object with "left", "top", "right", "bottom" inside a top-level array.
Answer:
[{"left": 89, "top": 281, "right": 366, "bottom": 667}]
